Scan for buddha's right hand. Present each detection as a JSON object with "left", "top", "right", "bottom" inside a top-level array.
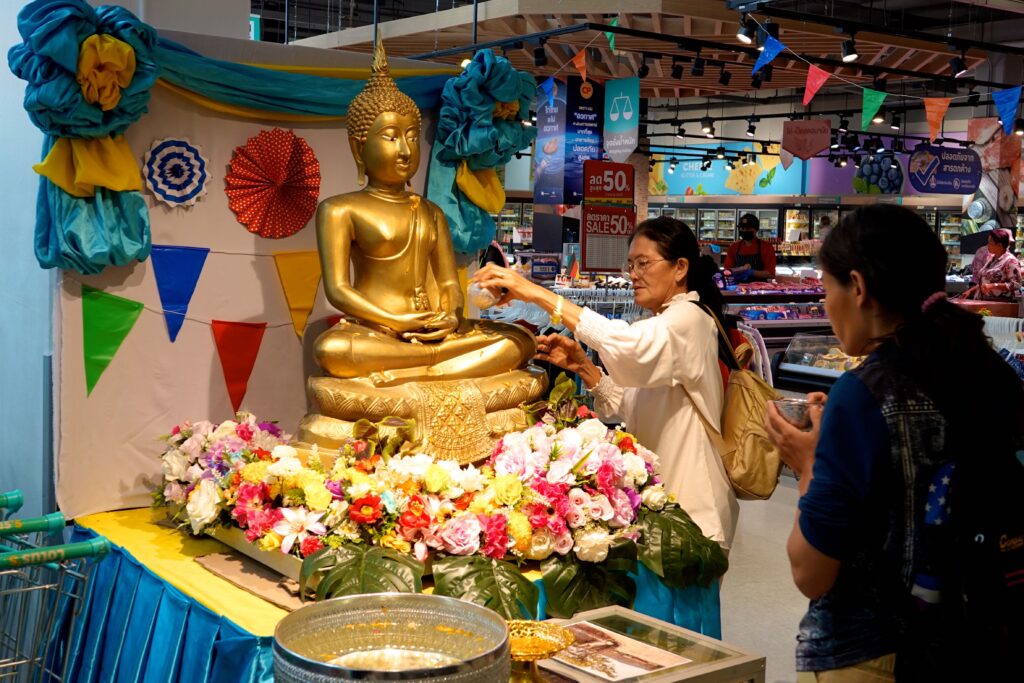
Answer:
[{"left": 390, "top": 311, "right": 441, "bottom": 333}]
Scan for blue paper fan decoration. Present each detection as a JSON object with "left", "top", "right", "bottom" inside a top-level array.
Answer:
[{"left": 144, "top": 138, "right": 209, "bottom": 207}]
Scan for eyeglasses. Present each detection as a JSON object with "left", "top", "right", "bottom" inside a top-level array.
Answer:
[{"left": 624, "top": 257, "right": 666, "bottom": 276}]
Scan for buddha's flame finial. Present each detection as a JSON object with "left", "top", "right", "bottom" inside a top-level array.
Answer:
[{"left": 346, "top": 35, "right": 421, "bottom": 143}]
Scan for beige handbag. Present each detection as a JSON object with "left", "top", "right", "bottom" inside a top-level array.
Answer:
[{"left": 684, "top": 304, "right": 784, "bottom": 501}]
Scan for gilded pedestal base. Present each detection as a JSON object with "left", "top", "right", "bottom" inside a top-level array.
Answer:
[{"left": 297, "top": 366, "right": 548, "bottom": 465}]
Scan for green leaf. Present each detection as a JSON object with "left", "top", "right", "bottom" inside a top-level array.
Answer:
[
  {"left": 868, "top": 184, "right": 882, "bottom": 195},
  {"left": 764, "top": 166, "right": 777, "bottom": 185},
  {"left": 432, "top": 554, "right": 539, "bottom": 620},
  {"left": 351, "top": 418, "right": 377, "bottom": 440},
  {"left": 298, "top": 547, "right": 339, "bottom": 601},
  {"left": 852, "top": 176, "right": 867, "bottom": 193},
  {"left": 638, "top": 506, "right": 728, "bottom": 589},
  {"left": 547, "top": 372, "right": 575, "bottom": 407},
  {"left": 540, "top": 541, "right": 637, "bottom": 619},
  {"left": 303, "top": 543, "right": 424, "bottom": 601}
]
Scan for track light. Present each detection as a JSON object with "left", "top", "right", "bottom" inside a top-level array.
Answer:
[
  {"left": 706, "top": 126, "right": 715, "bottom": 139},
  {"left": 837, "top": 116, "right": 849, "bottom": 133},
  {"left": 726, "top": 159, "right": 736, "bottom": 170},
  {"left": 893, "top": 138, "right": 904, "bottom": 153},
  {"left": 830, "top": 135, "right": 840, "bottom": 150},
  {"left": 691, "top": 57, "right": 706, "bottom": 77},
  {"left": 676, "top": 124, "right": 686, "bottom": 140},
  {"left": 671, "top": 60, "right": 684, "bottom": 80},
  {"left": 751, "top": 73, "right": 763, "bottom": 89},
  {"left": 716, "top": 67, "right": 732, "bottom": 87},
  {"left": 700, "top": 116, "right": 714, "bottom": 134},
  {"left": 841, "top": 36, "right": 859, "bottom": 63},
  {"left": 875, "top": 137, "right": 886, "bottom": 153},
  {"left": 890, "top": 113, "right": 901, "bottom": 131},
  {"left": 1015, "top": 119, "right": 1024, "bottom": 136},
  {"left": 757, "top": 20, "right": 780, "bottom": 52},
  {"left": 872, "top": 108, "right": 885, "bottom": 125},
  {"left": 716, "top": 146, "right": 726, "bottom": 159},
  {"left": 762, "top": 64, "right": 774, "bottom": 82},
  {"left": 968, "top": 91, "right": 980, "bottom": 107},
  {"left": 637, "top": 61, "right": 649, "bottom": 78},
  {"left": 668, "top": 157, "right": 678, "bottom": 174},
  {"left": 950, "top": 53, "right": 969, "bottom": 78},
  {"left": 840, "top": 156, "right": 848, "bottom": 167},
  {"left": 736, "top": 14, "right": 756, "bottom": 44},
  {"left": 533, "top": 42, "right": 548, "bottom": 67},
  {"left": 852, "top": 154, "right": 862, "bottom": 168},
  {"left": 746, "top": 120, "right": 757, "bottom": 137}
]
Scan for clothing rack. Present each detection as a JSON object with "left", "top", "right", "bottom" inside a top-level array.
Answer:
[
  {"left": 983, "top": 316, "right": 1024, "bottom": 353},
  {"left": 554, "top": 288, "right": 646, "bottom": 324}
]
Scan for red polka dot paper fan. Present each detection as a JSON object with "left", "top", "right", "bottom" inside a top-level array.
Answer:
[{"left": 224, "top": 128, "right": 322, "bottom": 239}]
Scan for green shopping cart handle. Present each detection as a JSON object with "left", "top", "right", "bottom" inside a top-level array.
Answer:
[
  {"left": 0, "top": 490, "right": 23, "bottom": 513},
  {"left": 0, "top": 511, "right": 66, "bottom": 537},
  {"left": 0, "top": 537, "right": 110, "bottom": 569}
]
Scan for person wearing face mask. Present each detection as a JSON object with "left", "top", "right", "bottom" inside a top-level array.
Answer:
[{"left": 725, "top": 213, "right": 776, "bottom": 281}]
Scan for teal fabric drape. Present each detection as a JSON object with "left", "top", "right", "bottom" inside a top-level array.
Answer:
[
  {"left": 65, "top": 525, "right": 274, "bottom": 683},
  {"left": 35, "top": 136, "right": 151, "bottom": 274},
  {"left": 426, "top": 50, "right": 536, "bottom": 253},
  {"left": 533, "top": 563, "right": 722, "bottom": 638},
  {"left": 155, "top": 38, "right": 451, "bottom": 117}
]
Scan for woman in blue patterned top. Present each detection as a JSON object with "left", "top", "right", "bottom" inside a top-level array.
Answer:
[{"left": 764, "top": 205, "right": 1024, "bottom": 681}]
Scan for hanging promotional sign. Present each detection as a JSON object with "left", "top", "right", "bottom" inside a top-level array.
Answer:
[
  {"left": 603, "top": 77, "right": 639, "bottom": 163},
  {"left": 907, "top": 144, "right": 982, "bottom": 194},
  {"left": 781, "top": 119, "right": 831, "bottom": 161},
  {"left": 564, "top": 76, "right": 605, "bottom": 205},
  {"left": 581, "top": 204, "right": 636, "bottom": 272},
  {"left": 584, "top": 160, "right": 634, "bottom": 204},
  {"left": 533, "top": 78, "right": 567, "bottom": 205}
]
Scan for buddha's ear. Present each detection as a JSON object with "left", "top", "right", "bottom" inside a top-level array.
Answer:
[{"left": 349, "top": 137, "right": 366, "bottom": 185}]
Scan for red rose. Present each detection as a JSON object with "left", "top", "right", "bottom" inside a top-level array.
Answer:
[
  {"left": 253, "top": 447, "right": 272, "bottom": 461},
  {"left": 349, "top": 495, "right": 384, "bottom": 524},
  {"left": 617, "top": 436, "right": 636, "bottom": 453},
  {"left": 300, "top": 535, "right": 324, "bottom": 557},
  {"left": 453, "top": 492, "right": 475, "bottom": 511},
  {"left": 399, "top": 496, "right": 431, "bottom": 529}
]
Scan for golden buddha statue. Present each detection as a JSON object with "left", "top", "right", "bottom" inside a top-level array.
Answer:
[{"left": 297, "top": 41, "right": 546, "bottom": 463}]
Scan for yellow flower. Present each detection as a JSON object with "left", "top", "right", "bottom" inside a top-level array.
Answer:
[
  {"left": 305, "top": 484, "right": 333, "bottom": 512},
  {"left": 379, "top": 532, "right": 411, "bottom": 555},
  {"left": 76, "top": 34, "right": 136, "bottom": 111},
  {"left": 346, "top": 468, "right": 371, "bottom": 488},
  {"left": 491, "top": 474, "right": 523, "bottom": 507},
  {"left": 469, "top": 488, "right": 497, "bottom": 515},
  {"left": 241, "top": 461, "right": 271, "bottom": 484},
  {"left": 258, "top": 531, "right": 282, "bottom": 552},
  {"left": 507, "top": 511, "right": 532, "bottom": 554},
  {"left": 423, "top": 464, "right": 451, "bottom": 494}
]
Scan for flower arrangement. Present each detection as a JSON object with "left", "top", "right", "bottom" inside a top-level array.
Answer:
[{"left": 156, "top": 375, "right": 727, "bottom": 619}]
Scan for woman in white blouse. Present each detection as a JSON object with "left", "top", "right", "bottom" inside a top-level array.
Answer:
[{"left": 473, "top": 217, "right": 739, "bottom": 551}]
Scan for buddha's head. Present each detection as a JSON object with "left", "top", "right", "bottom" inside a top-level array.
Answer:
[{"left": 347, "top": 40, "right": 423, "bottom": 187}]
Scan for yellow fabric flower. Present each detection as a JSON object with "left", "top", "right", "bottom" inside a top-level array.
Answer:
[
  {"left": 241, "top": 461, "right": 271, "bottom": 484},
  {"left": 379, "top": 532, "right": 412, "bottom": 555},
  {"left": 423, "top": 464, "right": 451, "bottom": 494},
  {"left": 258, "top": 531, "right": 282, "bottom": 552},
  {"left": 507, "top": 511, "right": 532, "bottom": 554},
  {"left": 491, "top": 474, "right": 523, "bottom": 507},
  {"left": 493, "top": 100, "right": 520, "bottom": 120},
  {"left": 77, "top": 34, "right": 136, "bottom": 111}
]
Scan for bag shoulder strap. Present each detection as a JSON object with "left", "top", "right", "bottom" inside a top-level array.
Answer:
[{"left": 690, "top": 301, "right": 741, "bottom": 371}]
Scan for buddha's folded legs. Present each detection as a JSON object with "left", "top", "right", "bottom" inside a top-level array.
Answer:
[{"left": 314, "top": 319, "right": 536, "bottom": 383}]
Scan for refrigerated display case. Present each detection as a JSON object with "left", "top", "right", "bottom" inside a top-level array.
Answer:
[
  {"left": 727, "top": 302, "right": 831, "bottom": 354},
  {"left": 753, "top": 209, "right": 780, "bottom": 240},
  {"left": 697, "top": 208, "right": 718, "bottom": 241},
  {"left": 809, "top": 209, "right": 838, "bottom": 239},
  {"left": 784, "top": 209, "right": 809, "bottom": 241},
  {"left": 493, "top": 203, "right": 521, "bottom": 245},
  {"left": 715, "top": 208, "right": 737, "bottom": 241},
  {"left": 771, "top": 333, "right": 866, "bottom": 393},
  {"left": 938, "top": 210, "right": 964, "bottom": 256}
]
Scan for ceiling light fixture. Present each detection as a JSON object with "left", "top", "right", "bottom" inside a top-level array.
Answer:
[
  {"left": 840, "top": 156, "right": 848, "bottom": 167},
  {"left": 762, "top": 64, "right": 773, "bottom": 82},
  {"left": 830, "top": 135, "right": 840, "bottom": 150},
  {"left": 637, "top": 61, "right": 649, "bottom": 79},
  {"left": 671, "top": 59, "right": 684, "bottom": 80},
  {"left": 706, "top": 126, "right": 716, "bottom": 139},
  {"left": 746, "top": 120, "right": 757, "bottom": 137},
  {"left": 736, "top": 14, "right": 756, "bottom": 44},
  {"left": 701, "top": 116, "right": 714, "bottom": 134},
  {"left": 1016, "top": 119, "right": 1024, "bottom": 136},
  {"left": 757, "top": 20, "right": 780, "bottom": 53},
  {"left": 533, "top": 41, "right": 548, "bottom": 67},
  {"left": 890, "top": 112, "right": 901, "bottom": 131},
  {"left": 751, "top": 73, "right": 763, "bottom": 89},
  {"left": 838, "top": 116, "right": 850, "bottom": 133},
  {"left": 950, "top": 52, "right": 969, "bottom": 78},
  {"left": 718, "top": 66, "right": 732, "bottom": 86},
  {"left": 691, "top": 56, "right": 706, "bottom": 77},
  {"left": 872, "top": 108, "right": 886, "bottom": 125},
  {"left": 716, "top": 146, "right": 726, "bottom": 159},
  {"left": 841, "top": 35, "right": 859, "bottom": 63},
  {"left": 676, "top": 124, "right": 687, "bottom": 140}
]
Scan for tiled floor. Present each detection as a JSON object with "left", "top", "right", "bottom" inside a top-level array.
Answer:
[{"left": 720, "top": 476, "right": 809, "bottom": 683}]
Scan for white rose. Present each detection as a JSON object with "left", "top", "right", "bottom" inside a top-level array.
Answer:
[
  {"left": 545, "top": 460, "right": 576, "bottom": 485},
  {"left": 525, "top": 527, "right": 556, "bottom": 560},
  {"left": 623, "top": 453, "right": 649, "bottom": 489},
  {"left": 574, "top": 527, "right": 613, "bottom": 562},
  {"left": 641, "top": 484, "right": 668, "bottom": 511},
  {"left": 209, "top": 420, "right": 238, "bottom": 443},
  {"left": 267, "top": 456, "right": 302, "bottom": 478},
  {"left": 576, "top": 418, "right": 609, "bottom": 444},
  {"left": 185, "top": 479, "right": 222, "bottom": 533},
  {"left": 161, "top": 450, "right": 190, "bottom": 481},
  {"left": 271, "top": 444, "right": 298, "bottom": 461},
  {"left": 191, "top": 421, "right": 215, "bottom": 437},
  {"left": 452, "top": 464, "right": 487, "bottom": 493},
  {"left": 179, "top": 434, "right": 206, "bottom": 460}
]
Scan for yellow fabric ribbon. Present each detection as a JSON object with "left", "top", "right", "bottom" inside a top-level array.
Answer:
[
  {"left": 33, "top": 136, "right": 142, "bottom": 197},
  {"left": 456, "top": 161, "right": 505, "bottom": 214},
  {"left": 77, "top": 34, "right": 136, "bottom": 111},
  {"left": 493, "top": 100, "right": 520, "bottom": 121}
]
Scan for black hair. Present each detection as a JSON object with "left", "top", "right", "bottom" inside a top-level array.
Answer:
[
  {"left": 819, "top": 205, "right": 1024, "bottom": 448},
  {"left": 738, "top": 213, "right": 760, "bottom": 230},
  {"left": 631, "top": 216, "right": 725, "bottom": 324}
]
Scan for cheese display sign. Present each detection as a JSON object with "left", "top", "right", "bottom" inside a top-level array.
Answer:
[{"left": 648, "top": 143, "right": 804, "bottom": 197}]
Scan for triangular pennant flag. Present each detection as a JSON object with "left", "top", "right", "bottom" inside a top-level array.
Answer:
[
  {"left": 82, "top": 285, "right": 143, "bottom": 395},
  {"left": 273, "top": 251, "right": 322, "bottom": 338},
  {"left": 861, "top": 88, "right": 888, "bottom": 129},
  {"left": 924, "top": 97, "right": 952, "bottom": 142},
  {"left": 803, "top": 65, "right": 830, "bottom": 106},
  {"left": 541, "top": 76, "right": 555, "bottom": 108},
  {"left": 572, "top": 50, "right": 587, "bottom": 83},
  {"left": 211, "top": 321, "right": 267, "bottom": 413},
  {"left": 779, "top": 147, "right": 795, "bottom": 170},
  {"left": 150, "top": 245, "right": 209, "bottom": 342},
  {"left": 605, "top": 17, "right": 618, "bottom": 55},
  {"left": 993, "top": 86, "right": 1021, "bottom": 136},
  {"left": 752, "top": 36, "right": 785, "bottom": 74}
]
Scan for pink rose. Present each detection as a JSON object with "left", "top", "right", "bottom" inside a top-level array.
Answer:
[
  {"left": 438, "top": 514, "right": 482, "bottom": 555},
  {"left": 568, "top": 488, "right": 591, "bottom": 509},
  {"left": 566, "top": 507, "right": 587, "bottom": 529},
  {"left": 554, "top": 530, "right": 574, "bottom": 555},
  {"left": 609, "top": 489, "right": 635, "bottom": 527},
  {"left": 588, "top": 494, "right": 615, "bottom": 522}
]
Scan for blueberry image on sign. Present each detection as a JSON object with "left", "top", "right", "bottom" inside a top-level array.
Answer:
[{"left": 853, "top": 154, "right": 904, "bottom": 195}]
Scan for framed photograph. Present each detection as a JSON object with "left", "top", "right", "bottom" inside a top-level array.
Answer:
[{"left": 545, "top": 621, "right": 691, "bottom": 681}]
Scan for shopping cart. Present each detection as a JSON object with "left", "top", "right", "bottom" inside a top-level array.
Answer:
[{"left": 0, "top": 491, "right": 110, "bottom": 682}]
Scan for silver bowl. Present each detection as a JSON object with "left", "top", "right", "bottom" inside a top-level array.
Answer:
[{"left": 273, "top": 593, "right": 510, "bottom": 682}]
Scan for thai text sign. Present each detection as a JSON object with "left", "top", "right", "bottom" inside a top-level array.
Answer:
[
  {"left": 907, "top": 144, "right": 982, "bottom": 194},
  {"left": 582, "top": 205, "right": 636, "bottom": 273}
]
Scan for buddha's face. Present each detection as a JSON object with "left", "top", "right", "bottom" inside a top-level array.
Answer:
[{"left": 352, "top": 111, "right": 420, "bottom": 187}]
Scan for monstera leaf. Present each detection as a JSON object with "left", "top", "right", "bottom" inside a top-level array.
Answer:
[
  {"left": 638, "top": 505, "right": 728, "bottom": 588},
  {"left": 299, "top": 544, "right": 424, "bottom": 601},
  {"left": 431, "top": 554, "right": 539, "bottom": 620},
  {"left": 540, "top": 539, "right": 637, "bottom": 619}
]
